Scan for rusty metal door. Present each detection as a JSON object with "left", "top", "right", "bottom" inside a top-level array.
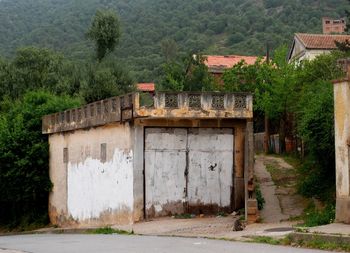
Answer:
[
  {"left": 145, "top": 128, "right": 187, "bottom": 218},
  {"left": 187, "top": 128, "right": 234, "bottom": 214},
  {"left": 145, "top": 128, "right": 234, "bottom": 218}
]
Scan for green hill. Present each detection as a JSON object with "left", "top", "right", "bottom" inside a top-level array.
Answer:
[{"left": 0, "top": 0, "right": 348, "bottom": 81}]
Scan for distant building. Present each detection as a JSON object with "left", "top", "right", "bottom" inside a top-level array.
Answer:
[
  {"left": 136, "top": 83, "right": 155, "bottom": 94},
  {"left": 287, "top": 33, "right": 350, "bottom": 63},
  {"left": 323, "top": 17, "right": 346, "bottom": 34},
  {"left": 203, "top": 55, "right": 262, "bottom": 81}
]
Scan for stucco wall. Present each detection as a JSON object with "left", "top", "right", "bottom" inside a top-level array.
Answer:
[
  {"left": 49, "top": 123, "right": 134, "bottom": 227},
  {"left": 334, "top": 80, "right": 350, "bottom": 223}
]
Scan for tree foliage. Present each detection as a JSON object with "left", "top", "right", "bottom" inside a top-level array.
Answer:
[
  {"left": 87, "top": 10, "right": 121, "bottom": 62},
  {"left": 0, "top": 0, "right": 348, "bottom": 81},
  {"left": 159, "top": 54, "right": 215, "bottom": 91},
  {"left": 0, "top": 91, "right": 81, "bottom": 227},
  {"left": 222, "top": 48, "right": 345, "bottom": 200}
]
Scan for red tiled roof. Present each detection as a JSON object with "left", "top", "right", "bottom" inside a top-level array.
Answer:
[
  {"left": 137, "top": 83, "right": 155, "bottom": 92},
  {"left": 204, "top": 55, "right": 262, "bottom": 70},
  {"left": 296, "top": 33, "right": 350, "bottom": 49}
]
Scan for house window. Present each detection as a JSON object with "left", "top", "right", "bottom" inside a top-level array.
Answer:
[
  {"left": 101, "top": 143, "right": 107, "bottom": 163},
  {"left": 63, "top": 148, "right": 68, "bottom": 163}
]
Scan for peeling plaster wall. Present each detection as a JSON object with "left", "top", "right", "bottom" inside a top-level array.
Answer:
[
  {"left": 334, "top": 80, "right": 350, "bottom": 223},
  {"left": 48, "top": 123, "right": 134, "bottom": 227},
  {"left": 67, "top": 149, "right": 133, "bottom": 222}
]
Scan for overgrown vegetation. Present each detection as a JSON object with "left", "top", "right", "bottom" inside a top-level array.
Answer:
[
  {"left": 91, "top": 227, "right": 133, "bottom": 235},
  {"left": 0, "top": 91, "right": 81, "bottom": 229},
  {"left": 302, "top": 203, "right": 335, "bottom": 227}
]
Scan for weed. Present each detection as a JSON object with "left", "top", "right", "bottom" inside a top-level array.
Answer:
[
  {"left": 250, "top": 236, "right": 282, "bottom": 245},
  {"left": 255, "top": 183, "right": 265, "bottom": 210},
  {"left": 251, "top": 234, "right": 350, "bottom": 252},
  {"left": 265, "top": 162, "right": 296, "bottom": 187},
  {"left": 91, "top": 227, "right": 133, "bottom": 235},
  {"left": 288, "top": 235, "right": 350, "bottom": 252},
  {"left": 174, "top": 213, "right": 194, "bottom": 219}
]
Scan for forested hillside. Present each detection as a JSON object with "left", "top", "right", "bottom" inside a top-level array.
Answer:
[{"left": 0, "top": 0, "right": 348, "bottom": 81}]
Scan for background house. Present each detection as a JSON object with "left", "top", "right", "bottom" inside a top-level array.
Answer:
[
  {"left": 136, "top": 83, "right": 155, "bottom": 94},
  {"left": 204, "top": 55, "right": 261, "bottom": 81},
  {"left": 288, "top": 33, "right": 350, "bottom": 63}
]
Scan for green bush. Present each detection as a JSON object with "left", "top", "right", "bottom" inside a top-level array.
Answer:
[{"left": 0, "top": 91, "right": 81, "bottom": 228}]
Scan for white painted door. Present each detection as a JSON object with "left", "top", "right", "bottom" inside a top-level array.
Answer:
[
  {"left": 187, "top": 128, "right": 234, "bottom": 213},
  {"left": 145, "top": 128, "right": 187, "bottom": 217},
  {"left": 145, "top": 128, "right": 234, "bottom": 218}
]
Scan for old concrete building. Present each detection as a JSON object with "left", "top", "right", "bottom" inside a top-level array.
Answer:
[
  {"left": 334, "top": 59, "right": 350, "bottom": 223},
  {"left": 42, "top": 92, "right": 254, "bottom": 227}
]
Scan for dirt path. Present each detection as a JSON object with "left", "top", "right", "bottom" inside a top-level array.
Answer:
[{"left": 255, "top": 155, "right": 307, "bottom": 223}]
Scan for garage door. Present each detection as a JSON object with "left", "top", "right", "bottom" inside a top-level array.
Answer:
[{"left": 145, "top": 128, "right": 234, "bottom": 218}]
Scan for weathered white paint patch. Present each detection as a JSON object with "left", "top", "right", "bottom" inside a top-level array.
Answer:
[{"left": 67, "top": 149, "right": 133, "bottom": 221}]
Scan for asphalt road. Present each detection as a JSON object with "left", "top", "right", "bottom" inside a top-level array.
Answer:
[{"left": 0, "top": 234, "right": 334, "bottom": 253}]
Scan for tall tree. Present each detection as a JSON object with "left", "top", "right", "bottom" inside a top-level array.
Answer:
[
  {"left": 87, "top": 10, "right": 121, "bottom": 62},
  {"left": 159, "top": 54, "right": 215, "bottom": 91}
]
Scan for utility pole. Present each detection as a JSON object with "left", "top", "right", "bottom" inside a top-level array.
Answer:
[{"left": 263, "top": 42, "right": 270, "bottom": 154}]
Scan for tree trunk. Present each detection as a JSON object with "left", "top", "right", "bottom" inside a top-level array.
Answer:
[
  {"left": 279, "top": 117, "right": 286, "bottom": 154},
  {"left": 264, "top": 114, "right": 270, "bottom": 153}
]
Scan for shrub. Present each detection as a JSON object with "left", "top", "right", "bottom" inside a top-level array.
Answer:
[
  {"left": 0, "top": 91, "right": 81, "bottom": 228},
  {"left": 303, "top": 203, "right": 335, "bottom": 227}
]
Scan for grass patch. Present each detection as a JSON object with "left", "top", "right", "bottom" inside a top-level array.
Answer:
[
  {"left": 250, "top": 236, "right": 283, "bottom": 245},
  {"left": 287, "top": 234, "right": 350, "bottom": 252},
  {"left": 250, "top": 235, "right": 350, "bottom": 252},
  {"left": 265, "top": 161, "right": 297, "bottom": 187},
  {"left": 269, "top": 154, "right": 302, "bottom": 169},
  {"left": 91, "top": 227, "right": 133, "bottom": 235}
]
